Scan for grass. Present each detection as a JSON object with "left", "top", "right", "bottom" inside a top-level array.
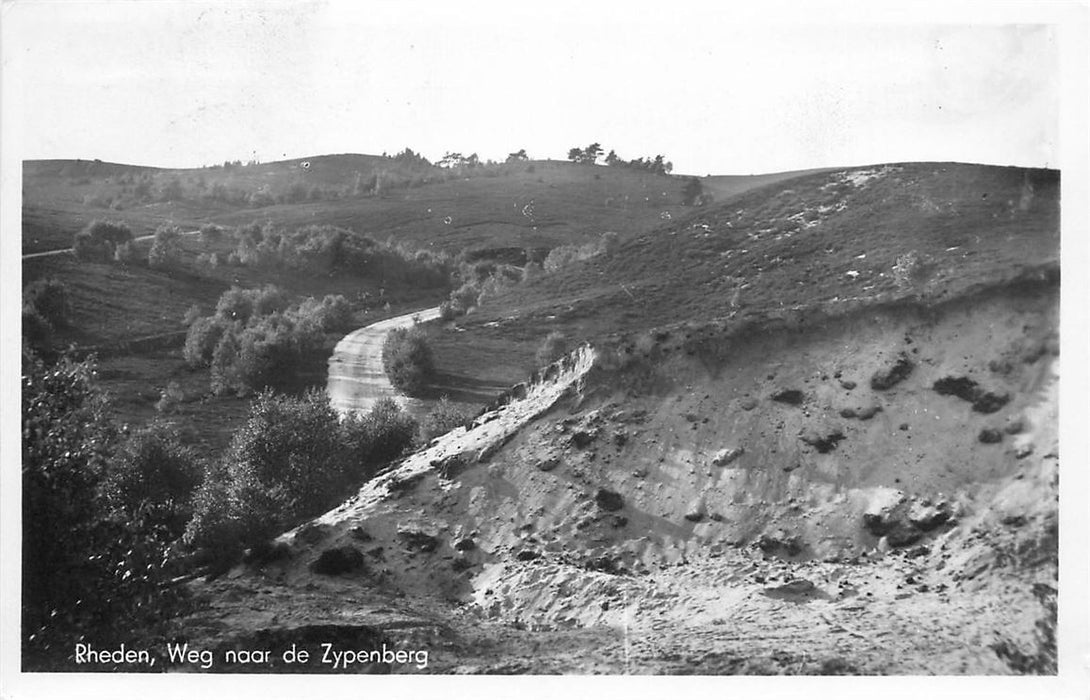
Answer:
[
  {"left": 22, "top": 156, "right": 806, "bottom": 255},
  {"left": 23, "top": 156, "right": 1059, "bottom": 469},
  {"left": 430, "top": 163, "right": 1059, "bottom": 386}
]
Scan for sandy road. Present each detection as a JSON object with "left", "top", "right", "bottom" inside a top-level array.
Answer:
[
  {"left": 326, "top": 306, "right": 442, "bottom": 417},
  {"left": 22, "top": 229, "right": 201, "bottom": 260}
]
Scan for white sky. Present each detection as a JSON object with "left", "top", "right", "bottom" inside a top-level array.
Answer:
[{"left": 0, "top": 2, "right": 1066, "bottom": 174}]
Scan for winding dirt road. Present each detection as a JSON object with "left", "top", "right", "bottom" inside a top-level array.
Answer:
[{"left": 326, "top": 306, "right": 442, "bottom": 417}]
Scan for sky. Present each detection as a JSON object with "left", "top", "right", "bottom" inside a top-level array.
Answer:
[{"left": 1, "top": 1, "right": 1066, "bottom": 175}]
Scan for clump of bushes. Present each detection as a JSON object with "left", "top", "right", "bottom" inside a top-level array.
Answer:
[
  {"left": 382, "top": 325, "right": 434, "bottom": 396},
  {"left": 73, "top": 220, "right": 133, "bottom": 262},
  {"left": 417, "top": 396, "right": 470, "bottom": 443},
  {"left": 184, "top": 286, "right": 354, "bottom": 396},
  {"left": 226, "top": 223, "right": 453, "bottom": 286},
  {"left": 184, "top": 391, "right": 417, "bottom": 565}
]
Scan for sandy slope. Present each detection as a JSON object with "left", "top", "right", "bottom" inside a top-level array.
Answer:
[{"left": 177, "top": 282, "right": 1058, "bottom": 674}]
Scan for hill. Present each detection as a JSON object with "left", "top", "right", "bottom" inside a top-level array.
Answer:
[
  {"left": 22, "top": 155, "right": 815, "bottom": 256},
  {"left": 426, "top": 163, "right": 1060, "bottom": 388}
]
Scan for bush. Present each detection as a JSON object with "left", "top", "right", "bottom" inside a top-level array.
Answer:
[
  {"left": 210, "top": 331, "right": 242, "bottom": 396},
  {"left": 536, "top": 331, "right": 570, "bottom": 367},
  {"left": 148, "top": 224, "right": 184, "bottom": 271},
  {"left": 293, "top": 294, "right": 353, "bottom": 333},
  {"left": 342, "top": 398, "right": 418, "bottom": 479},
  {"left": 102, "top": 422, "right": 202, "bottom": 537},
  {"left": 22, "top": 306, "right": 53, "bottom": 351},
  {"left": 156, "top": 380, "right": 186, "bottom": 413},
  {"left": 184, "top": 391, "right": 349, "bottom": 558},
  {"left": 382, "top": 326, "right": 434, "bottom": 396},
  {"left": 24, "top": 279, "right": 71, "bottom": 329},
  {"left": 417, "top": 396, "right": 469, "bottom": 444},
  {"left": 449, "top": 281, "right": 481, "bottom": 315},
  {"left": 73, "top": 220, "right": 133, "bottom": 262},
  {"left": 183, "top": 316, "right": 227, "bottom": 368},
  {"left": 113, "top": 240, "right": 137, "bottom": 264}
]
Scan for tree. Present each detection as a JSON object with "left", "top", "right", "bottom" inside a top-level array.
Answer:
[
  {"left": 148, "top": 224, "right": 184, "bottom": 271},
  {"left": 567, "top": 147, "right": 584, "bottom": 163},
  {"left": 506, "top": 149, "right": 528, "bottom": 163},
  {"left": 73, "top": 220, "right": 133, "bottom": 262},
  {"left": 22, "top": 352, "right": 180, "bottom": 667},
  {"left": 23, "top": 279, "right": 71, "bottom": 329},
  {"left": 382, "top": 325, "right": 434, "bottom": 396},
  {"left": 184, "top": 390, "right": 350, "bottom": 561},
  {"left": 604, "top": 149, "right": 620, "bottom": 166},
  {"left": 584, "top": 143, "right": 603, "bottom": 165}
]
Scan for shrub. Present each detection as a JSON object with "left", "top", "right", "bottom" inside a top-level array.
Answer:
[
  {"left": 148, "top": 224, "right": 184, "bottom": 271},
  {"left": 24, "top": 279, "right": 71, "bottom": 329},
  {"left": 102, "top": 422, "right": 202, "bottom": 537},
  {"left": 342, "top": 398, "right": 418, "bottom": 479},
  {"left": 438, "top": 300, "right": 456, "bottom": 321},
  {"left": 449, "top": 281, "right": 481, "bottom": 315},
  {"left": 536, "top": 331, "right": 570, "bottom": 367},
  {"left": 185, "top": 391, "right": 349, "bottom": 559},
  {"left": 156, "top": 380, "right": 186, "bottom": 413},
  {"left": 73, "top": 220, "right": 134, "bottom": 262},
  {"left": 22, "top": 306, "right": 53, "bottom": 351},
  {"left": 183, "top": 316, "right": 227, "bottom": 368},
  {"left": 210, "top": 331, "right": 242, "bottom": 396},
  {"left": 417, "top": 396, "right": 469, "bottom": 443},
  {"left": 113, "top": 240, "right": 137, "bottom": 264},
  {"left": 382, "top": 326, "right": 434, "bottom": 396}
]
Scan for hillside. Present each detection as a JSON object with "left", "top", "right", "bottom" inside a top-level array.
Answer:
[
  {"left": 428, "top": 163, "right": 1060, "bottom": 388},
  {"left": 21, "top": 157, "right": 1062, "bottom": 674},
  {"left": 22, "top": 155, "right": 812, "bottom": 256}
]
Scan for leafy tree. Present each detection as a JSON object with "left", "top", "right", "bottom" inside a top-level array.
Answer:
[
  {"left": 73, "top": 220, "right": 133, "bottom": 262},
  {"left": 184, "top": 390, "right": 348, "bottom": 559},
  {"left": 605, "top": 149, "right": 620, "bottom": 166},
  {"left": 148, "top": 224, "right": 184, "bottom": 270},
  {"left": 22, "top": 353, "right": 180, "bottom": 667},
  {"left": 103, "top": 422, "right": 202, "bottom": 538},
  {"left": 382, "top": 325, "right": 434, "bottom": 396},
  {"left": 584, "top": 143, "right": 603, "bottom": 164},
  {"left": 506, "top": 149, "right": 529, "bottom": 163},
  {"left": 342, "top": 398, "right": 418, "bottom": 477},
  {"left": 567, "top": 147, "right": 584, "bottom": 163},
  {"left": 23, "top": 279, "right": 71, "bottom": 329}
]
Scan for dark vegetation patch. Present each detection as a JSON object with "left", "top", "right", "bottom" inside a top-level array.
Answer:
[
  {"left": 800, "top": 428, "right": 846, "bottom": 454},
  {"left": 310, "top": 546, "right": 365, "bottom": 575},
  {"left": 771, "top": 389, "right": 805, "bottom": 406},
  {"left": 595, "top": 488, "right": 625, "bottom": 512},
  {"left": 870, "top": 354, "right": 914, "bottom": 391},
  {"left": 933, "top": 376, "right": 1011, "bottom": 414}
]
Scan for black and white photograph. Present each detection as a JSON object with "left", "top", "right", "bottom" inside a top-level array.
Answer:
[{"left": 2, "top": 1, "right": 1088, "bottom": 697}]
